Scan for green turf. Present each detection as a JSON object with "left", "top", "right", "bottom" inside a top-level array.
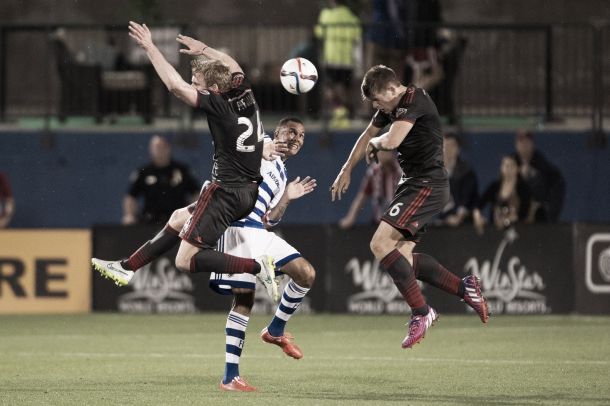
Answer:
[{"left": 1, "top": 314, "right": 609, "bottom": 405}]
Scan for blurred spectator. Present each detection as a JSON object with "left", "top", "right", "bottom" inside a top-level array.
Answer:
[
  {"left": 123, "top": 135, "right": 199, "bottom": 226},
  {"left": 51, "top": 28, "right": 101, "bottom": 121},
  {"left": 0, "top": 172, "right": 15, "bottom": 228},
  {"left": 513, "top": 130, "right": 566, "bottom": 222},
  {"left": 364, "top": 0, "right": 408, "bottom": 79},
  {"left": 429, "top": 28, "right": 467, "bottom": 125},
  {"left": 473, "top": 155, "right": 532, "bottom": 234},
  {"left": 339, "top": 150, "right": 402, "bottom": 229},
  {"left": 91, "top": 32, "right": 130, "bottom": 71},
  {"left": 52, "top": 27, "right": 127, "bottom": 70},
  {"left": 358, "top": 0, "right": 408, "bottom": 120},
  {"left": 314, "top": 0, "right": 362, "bottom": 128},
  {"left": 404, "top": 0, "right": 443, "bottom": 90},
  {"left": 436, "top": 132, "right": 478, "bottom": 227}
]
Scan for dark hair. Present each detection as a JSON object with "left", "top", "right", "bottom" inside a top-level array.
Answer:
[
  {"left": 360, "top": 65, "right": 400, "bottom": 100},
  {"left": 277, "top": 117, "right": 304, "bottom": 127}
]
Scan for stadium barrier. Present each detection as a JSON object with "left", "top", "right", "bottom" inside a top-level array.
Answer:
[
  {"left": 0, "top": 230, "right": 91, "bottom": 314},
  {"left": 89, "top": 223, "right": 610, "bottom": 315},
  {"left": 0, "top": 22, "right": 607, "bottom": 133}
]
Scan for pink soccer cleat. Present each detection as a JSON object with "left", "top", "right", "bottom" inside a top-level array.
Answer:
[
  {"left": 462, "top": 275, "right": 490, "bottom": 323},
  {"left": 402, "top": 307, "right": 438, "bottom": 349}
]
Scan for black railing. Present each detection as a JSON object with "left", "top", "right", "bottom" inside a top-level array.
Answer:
[{"left": 0, "top": 22, "right": 607, "bottom": 133}]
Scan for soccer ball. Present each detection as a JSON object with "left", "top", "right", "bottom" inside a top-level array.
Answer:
[{"left": 280, "top": 57, "right": 318, "bottom": 95}]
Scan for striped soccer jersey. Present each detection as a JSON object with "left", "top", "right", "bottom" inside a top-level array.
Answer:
[
  {"left": 230, "top": 156, "right": 287, "bottom": 228},
  {"left": 210, "top": 156, "right": 301, "bottom": 295}
]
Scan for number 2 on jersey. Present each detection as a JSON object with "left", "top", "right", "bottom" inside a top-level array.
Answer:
[{"left": 236, "top": 111, "right": 264, "bottom": 152}]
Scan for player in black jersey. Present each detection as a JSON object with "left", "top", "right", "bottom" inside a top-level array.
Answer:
[
  {"left": 331, "top": 65, "right": 489, "bottom": 349},
  {"left": 92, "top": 21, "right": 280, "bottom": 301}
]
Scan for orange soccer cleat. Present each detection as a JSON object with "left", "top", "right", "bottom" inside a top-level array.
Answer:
[
  {"left": 219, "top": 376, "right": 257, "bottom": 392},
  {"left": 261, "top": 327, "right": 303, "bottom": 359}
]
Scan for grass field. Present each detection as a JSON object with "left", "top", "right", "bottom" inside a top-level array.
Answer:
[{"left": 1, "top": 314, "right": 609, "bottom": 405}]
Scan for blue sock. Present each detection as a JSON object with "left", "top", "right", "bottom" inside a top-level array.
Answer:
[
  {"left": 267, "top": 280, "right": 309, "bottom": 337},
  {"left": 223, "top": 311, "right": 248, "bottom": 384}
]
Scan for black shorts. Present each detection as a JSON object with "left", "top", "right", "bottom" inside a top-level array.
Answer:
[
  {"left": 180, "top": 181, "right": 258, "bottom": 249},
  {"left": 381, "top": 181, "right": 449, "bottom": 242}
]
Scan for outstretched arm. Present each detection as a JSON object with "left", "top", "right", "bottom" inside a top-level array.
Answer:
[
  {"left": 176, "top": 34, "right": 242, "bottom": 74},
  {"left": 128, "top": 21, "right": 198, "bottom": 106},
  {"left": 330, "top": 122, "right": 381, "bottom": 201}
]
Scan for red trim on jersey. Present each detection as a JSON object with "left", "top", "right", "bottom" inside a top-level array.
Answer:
[
  {"left": 405, "top": 86, "right": 416, "bottom": 104},
  {"left": 183, "top": 182, "right": 219, "bottom": 241},
  {"left": 397, "top": 186, "right": 432, "bottom": 227}
]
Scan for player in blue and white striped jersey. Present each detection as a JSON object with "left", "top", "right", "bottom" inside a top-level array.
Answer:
[
  {"left": 209, "top": 118, "right": 317, "bottom": 391},
  {"left": 92, "top": 117, "right": 316, "bottom": 392},
  {"left": 226, "top": 150, "right": 289, "bottom": 230}
]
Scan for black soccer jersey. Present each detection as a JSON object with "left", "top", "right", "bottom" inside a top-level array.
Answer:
[
  {"left": 372, "top": 86, "right": 446, "bottom": 184},
  {"left": 197, "top": 73, "right": 264, "bottom": 185}
]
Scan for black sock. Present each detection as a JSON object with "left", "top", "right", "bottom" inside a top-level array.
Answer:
[
  {"left": 121, "top": 225, "right": 180, "bottom": 271},
  {"left": 189, "top": 249, "right": 260, "bottom": 274},
  {"left": 380, "top": 249, "right": 429, "bottom": 316},
  {"left": 413, "top": 253, "right": 463, "bottom": 298}
]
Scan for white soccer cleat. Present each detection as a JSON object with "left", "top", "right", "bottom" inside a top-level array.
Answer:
[
  {"left": 91, "top": 258, "right": 134, "bottom": 286},
  {"left": 255, "top": 255, "right": 279, "bottom": 303}
]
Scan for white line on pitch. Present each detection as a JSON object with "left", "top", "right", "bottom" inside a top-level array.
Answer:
[{"left": 6, "top": 352, "right": 609, "bottom": 366}]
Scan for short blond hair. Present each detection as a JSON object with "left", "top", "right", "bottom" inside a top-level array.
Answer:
[{"left": 190, "top": 58, "right": 232, "bottom": 92}]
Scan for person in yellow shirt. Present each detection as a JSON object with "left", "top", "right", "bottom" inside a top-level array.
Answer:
[{"left": 314, "top": 0, "right": 362, "bottom": 128}]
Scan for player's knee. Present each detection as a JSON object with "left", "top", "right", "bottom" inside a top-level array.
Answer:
[
  {"left": 168, "top": 208, "right": 187, "bottom": 230},
  {"left": 369, "top": 236, "right": 385, "bottom": 258},
  {"left": 174, "top": 254, "right": 192, "bottom": 273},
  {"left": 233, "top": 289, "right": 255, "bottom": 309},
  {"left": 295, "top": 262, "right": 316, "bottom": 288}
]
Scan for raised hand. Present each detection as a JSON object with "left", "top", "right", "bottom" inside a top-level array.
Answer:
[
  {"left": 128, "top": 21, "right": 154, "bottom": 50},
  {"left": 176, "top": 34, "right": 207, "bottom": 56},
  {"left": 263, "top": 139, "right": 289, "bottom": 161},
  {"left": 285, "top": 176, "right": 317, "bottom": 201}
]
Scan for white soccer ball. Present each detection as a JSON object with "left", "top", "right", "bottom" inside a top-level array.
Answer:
[{"left": 280, "top": 57, "right": 318, "bottom": 95}]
